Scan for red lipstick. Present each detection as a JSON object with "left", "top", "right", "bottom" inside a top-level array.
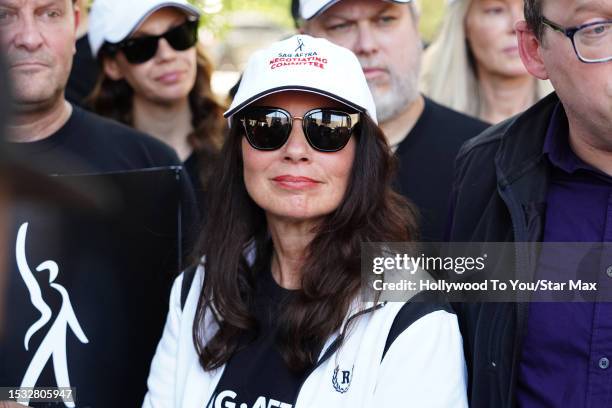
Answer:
[{"left": 272, "top": 175, "right": 321, "bottom": 190}]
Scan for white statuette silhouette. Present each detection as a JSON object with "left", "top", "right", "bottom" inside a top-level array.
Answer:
[{"left": 16, "top": 222, "right": 89, "bottom": 407}]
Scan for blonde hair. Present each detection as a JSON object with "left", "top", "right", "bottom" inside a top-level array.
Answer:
[{"left": 419, "top": 0, "right": 552, "bottom": 121}]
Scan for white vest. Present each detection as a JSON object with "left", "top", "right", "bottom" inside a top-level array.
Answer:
[{"left": 143, "top": 266, "right": 468, "bottom": 408}]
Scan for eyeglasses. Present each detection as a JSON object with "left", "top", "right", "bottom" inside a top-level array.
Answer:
[
  {"left": 238, "top": 107, "right": 361, "bottom": 152},
  {"left": 106, "top": 19, "right": 199, "bottom": 64},
  {"left": 541, "top": 17, "right": 612, "bottom": 63}
]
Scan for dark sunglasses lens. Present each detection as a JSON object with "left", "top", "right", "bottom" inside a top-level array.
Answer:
[
  {"left": 121, "top": 37, "right": 159, "bottom": 64},
  {"left": 165, "top": 20, "right": 199, "bottom": 51},
  {"left": 242, "top": 109, "right": 291, "bottom": 150},
  {"left": 120, "top": 20, "right": 198, "bottom": 64},
  {"left": 304, "top": 110, "right": 354, "bottom": 152}
]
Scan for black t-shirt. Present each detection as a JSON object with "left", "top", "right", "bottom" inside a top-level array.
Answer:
[
  {"left": 66, "top": 36, "right": 99, "bottom": 107},
  {"left": 2, "top": 106, "right": 199, "bottom": 406},
  {"left": 8, "top": 105, "right": 183, "bottom": 174},
  {"left": 8, "top": 104, "right": 200, "bottom": 255},
  {"left": 185, "top": 152, "right": 208, "bottom": 216},
  {"left": 394, "top": 97, "right": 488, "bottom": 241},
  {"left": 184, "top": 153, "right": 200, "bottom": 189},
  {"left": 209, "top": 268, "right": 309, "bottom": 408}
]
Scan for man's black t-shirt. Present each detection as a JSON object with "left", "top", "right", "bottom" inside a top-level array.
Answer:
[
  {"left": 394, "top": 97, "right": 488, "bottom": 241},
  {"left": 3, "top": 106, "right": 198, "bottom": 407},
  {"left": 209, "top": 268, "right": 310, "bottom": 408},
  {"left": 9, "top": 105, "right": 184, "bottom": 174},
  {"left": 66, "top": 36, "right": 99, "bottom": 107},
  {"left": 8, "top": 104, "right": 200, "bottom": 263}
]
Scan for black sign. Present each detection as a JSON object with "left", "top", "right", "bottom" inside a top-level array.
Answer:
[{"left": 1, "top": 168, "right": 185, "bottom": 407}]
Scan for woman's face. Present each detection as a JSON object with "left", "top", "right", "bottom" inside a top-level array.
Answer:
[
  {"left": 242, "top": 92, "right": 356, "bottom": 224},
  {"left": 465, "top": 0, "right": 527, "bottom": 78},
  {"left": 103, "top": 8, "right": 197, "bottom": 104}
]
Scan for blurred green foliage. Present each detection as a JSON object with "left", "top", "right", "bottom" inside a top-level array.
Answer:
[
  {"left": 219, "top": 0, "right": 295, "bottom": 27},
  {"left": 192, "top": 0, "right": 293, "bottom": 37},
  {"left": 192, "top": 0, "right": 446, "bottom": 42},
  {"left": 419, "top": 0, "right": 447, "bottom": 43}
]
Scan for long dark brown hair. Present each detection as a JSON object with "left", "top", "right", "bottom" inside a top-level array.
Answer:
[
  {"left": 193, "top": 106, "right": 419, "bottom": 373},
  {"left": 87, "top": 43, "right": 226, "bottom": 185}
]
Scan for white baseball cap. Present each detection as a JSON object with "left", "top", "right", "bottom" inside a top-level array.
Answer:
[
  {"left": 300, "top": 0, "right": 413, "bottom": 20},
  {"left": 225, "top": 34, "right": 377, "bottom": 124},
  {"left": 88, "top": 0, "right": 201, "bottom": 57}
]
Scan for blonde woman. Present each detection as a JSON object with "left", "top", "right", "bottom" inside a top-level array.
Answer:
[{"left": 420, "top": 0, "right": 552, "bottom": 124}]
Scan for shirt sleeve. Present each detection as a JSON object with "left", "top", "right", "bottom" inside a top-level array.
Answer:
[
  {"left": 373, "top": 310, "right": 468, "bottom": 407},
  {"left": 142, "top": 273, "right": 185, "bottom": 408}
]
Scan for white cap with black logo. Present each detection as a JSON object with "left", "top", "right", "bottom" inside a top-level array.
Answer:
[
  {"left": 224, "top": 34, "right": 377, "bottom": 124},
  {"left": 88, "top": 0, "right": 201, "bottom": 57},
  {"left": 299, "top": 0, "right": 413, "bottom": 20}
]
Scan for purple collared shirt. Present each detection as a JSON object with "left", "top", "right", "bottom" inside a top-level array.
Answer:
[{"left": 517, "top": 104, "right": 612, "bottom": 407}]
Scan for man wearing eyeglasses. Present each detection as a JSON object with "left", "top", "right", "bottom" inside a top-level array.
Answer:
[
  {"left": 446, "top": 0, "right": 612, "bottom": 407},
  {"left": 295, "top": 0, "right": 489, "bottom": 242}
]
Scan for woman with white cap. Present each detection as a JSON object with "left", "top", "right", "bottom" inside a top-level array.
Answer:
[
  {"left": 420, "top": 0, "right": 552, "bottom": 124},
  {"left": 143, "top": 34, "right": 467, "bottom": 408},
  {"left": 87, "top": 0, "right": 225, "bottom": 212}
]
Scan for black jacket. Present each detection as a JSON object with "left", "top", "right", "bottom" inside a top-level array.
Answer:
[{"left": 446, "top": 93, "right": 560, "bottom": 407}]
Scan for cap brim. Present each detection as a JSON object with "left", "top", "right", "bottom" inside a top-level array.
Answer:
[
  {"left": 224, "top": 85, "right": 368, "bottom": 120},
  {"left": 108, "top": 2, "right": 201, "bottom": 45}
]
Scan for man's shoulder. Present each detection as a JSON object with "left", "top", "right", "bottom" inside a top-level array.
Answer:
[
  {"left": 455, "top": 92, "right": 559, "bottom": 166},
  {"left": 72, "top": 106, "right": 181, "bottom": 166},
  {"left": 74, "top": 107, "right": 174, "bottom": 151},
  {"left": 455, "top": 118, "right": 512, "bottom": 163}
]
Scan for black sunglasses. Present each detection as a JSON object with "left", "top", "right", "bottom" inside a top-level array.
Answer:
[
  {"left": 106, "top": 18, "right": 199, "bottom": 64},
  {"left": 238, "top": 107, "right": 361, "bottom": 153}
]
